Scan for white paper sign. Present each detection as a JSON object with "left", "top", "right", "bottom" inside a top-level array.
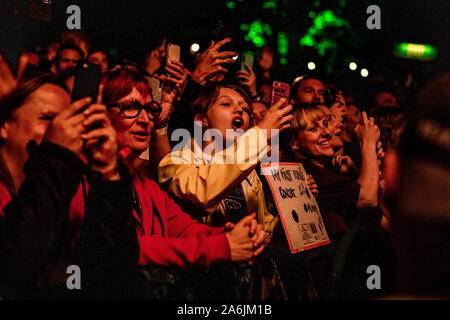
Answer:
[{"left": 261, "top": 163, "right": 330, "bottom": 253}]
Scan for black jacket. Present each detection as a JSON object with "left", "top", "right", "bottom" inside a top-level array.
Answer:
[{"left": 0, "top": 142, "right": 139, "bottom": 299}]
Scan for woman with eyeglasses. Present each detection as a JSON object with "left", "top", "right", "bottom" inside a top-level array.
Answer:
[{"left": 100, "top": 68, "right": 266, "bottom": 299}]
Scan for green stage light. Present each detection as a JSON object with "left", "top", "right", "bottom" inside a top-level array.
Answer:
[
  {"left": 262, "top": 0, "right": 278, "bottom": 9},
  {"left": 394, "top": 42, "right": 438, "bottom": 61},
  {"left": 226, "top": 1, "right": 236, "bottom": 9},
  {"left": 277, "top": 32, "right": 289, "bottom": 56}
]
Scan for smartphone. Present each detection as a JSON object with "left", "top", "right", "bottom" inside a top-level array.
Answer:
[
  {"left": 240, "top": 53, "right": 254, "bottom": 71},
  {"left": 146, "top": 76, "right": 163, "bottom": 104},
  {"left": 215, "top": 20, "right": 240, "bottom": 84},
  {"left": 271, "top": 81, "right": 290, "bottom": 107},
  {"left": 71, "top": 61, "right": 101, "bottom": 103},
  {"left": 215, "top": 20, "right": 236, "bottom": 51},
  {"left": 167, "top": 43, "right": 180, "bottom": 64}
]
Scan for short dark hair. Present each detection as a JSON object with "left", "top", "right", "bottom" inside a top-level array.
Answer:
[
  {"left": 290, "top": 74, "right": 324, "bottom": 104},
  {"left": 55, "top": 44, "right": 84, "bottom": 64}
]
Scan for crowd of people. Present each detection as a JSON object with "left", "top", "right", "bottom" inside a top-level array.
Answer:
[{"left": 0, "top": 29, "right": 448, "bottom": 300}]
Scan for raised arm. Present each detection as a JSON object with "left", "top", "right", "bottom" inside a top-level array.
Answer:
[{"left": 354, "top": 112, "right": 380, "bottom": 208}]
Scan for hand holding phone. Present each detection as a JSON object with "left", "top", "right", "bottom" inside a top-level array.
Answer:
[
  {"left": 271, "top": 81, "right": 290, "bottom": 108},
  {"left": 166, "top": 43, "right": 180, "bottom": 64},
  {"left": 71, "top": 61, "right": 101, "bottom": 103},
  {"left": 240, "top": 53, "right": 254, "bottom": 71}
]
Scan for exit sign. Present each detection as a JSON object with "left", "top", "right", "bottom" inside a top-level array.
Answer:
[{"left": 394, "top": 43, "right": 438, "bottom": 61}]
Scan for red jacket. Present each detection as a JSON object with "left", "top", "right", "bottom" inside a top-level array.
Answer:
[
  {"left": 132, "top": 173, "right": 231, "bottom": 268},
  {"left": 0, "top": 172, "right": 231, "bottom": 270}
]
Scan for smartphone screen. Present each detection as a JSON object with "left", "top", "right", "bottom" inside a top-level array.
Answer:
[
  {"left": 215, "top": 20, "right": 235, "bottom": 50},
  {"left": 240, "top": 53, "right": 254, "bottom": 71},
  {"left": 167, "top": 43, "right": 180, "bottom": 63},
  {"left": 271, "top": 81, "right": 290, "bottom": 107},
  {"left": 71, "top": 61, "right": 101, "bottom": 103}
]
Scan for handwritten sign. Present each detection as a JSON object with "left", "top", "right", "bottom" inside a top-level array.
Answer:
[{"left": 261, "top": 163, "right": 330, "bottom": 253}]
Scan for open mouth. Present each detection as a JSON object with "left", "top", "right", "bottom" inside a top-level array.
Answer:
[{"left": 231, "top": 117, "right": 244, "bottom": 130}]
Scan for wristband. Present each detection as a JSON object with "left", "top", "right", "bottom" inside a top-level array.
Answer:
[{"left": 153, "top": 126, "right": 168, "bottom": 136}]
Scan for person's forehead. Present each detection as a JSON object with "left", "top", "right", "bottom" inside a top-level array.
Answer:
[
  {"left": 300, "top": 79, "right": 325, "bottom": 90},
  {"left": 218, "top": 88, "right": 245, "bottom": 100},
  {"left": 22, "top": 84, "right": 70, "bottom": 113},
  {"left": 118, "top": 86, "right": 150, "bottom": 103},
  {"left": 60, "top": 48, "right": 81, "bottom": 58},
  {"left": 89, "top": 51, "right": 107, "bottom": 59}
]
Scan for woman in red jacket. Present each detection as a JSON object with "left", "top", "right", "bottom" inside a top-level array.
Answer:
[{"left": 97, "top": 67, "right": 266, "bottom": 297}]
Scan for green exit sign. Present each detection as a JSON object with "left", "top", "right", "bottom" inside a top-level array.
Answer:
[{"left": 394, "top": 43, "right": 438, "bottom": 61}]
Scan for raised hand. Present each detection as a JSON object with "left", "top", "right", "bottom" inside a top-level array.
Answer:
[
  {"left": 256, "top": 46, "right": 273, "bottom": 72},
  {"left": 236, "top": 63, "right": 258, "bottom": 98},
  {"left": 81, "top": 90, "right": 120, "bottom": 180},
  {"left": 43, "top": 97, "right": 93, "bottom": 155},
  {"left": 190, "top": 38, "right": 237, "bottom": 85},
  {"left": 354, "top": 111, "right": 380, "bottom": 146},
  {"left": 257, "top": 98, "right": 293, "bottom": 143},
  {"left": 0, "top": 53, "right": 18, "bottom": 104},
  {"left": 81, "top": 104, "right": 119, "bottom": 180}
]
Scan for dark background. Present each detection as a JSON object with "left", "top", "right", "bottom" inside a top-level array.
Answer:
[{"left": 1, "top": 0, "right": 449, "bottom": 109}]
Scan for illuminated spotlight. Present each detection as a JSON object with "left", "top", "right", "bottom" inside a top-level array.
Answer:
[
  {"left": 349, "top": 62, "right": 357, "bottom": 70},
  {"left": 307, "top": 61, "right": 316, "bottom": 70},
  {"left": 232, "top": 54, "right": 239, "bottom": 60},
  {"left": 361, "top": 68, "right": 369, "bottom": 77},
  {"left": 190, "top": 43, "right": 200, "bottom": 53}
]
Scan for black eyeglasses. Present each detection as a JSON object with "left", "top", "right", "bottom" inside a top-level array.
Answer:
[{"left": 107, "top": 100, "right": 162, "bottom": 120}]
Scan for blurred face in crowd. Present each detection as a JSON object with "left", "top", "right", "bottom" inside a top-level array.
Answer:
[
  {"left": 1, "top": 84, "right": 70, "bottom": 162},
  {"left": 329, "top": 100, "right": 347, "bottom": 126},
  {"left": 57, "top": 48, "right": 82, "bottom": 73},
  {"left": 293, "top": 111, "right": 334, "bottom": 163},
  {"left": 88, "top": 51, "right": 108, "bottom": 72},
  {"left": 319, "top": 105, "right": 344, "bottom": 150},
  {"left": 201, "top": 87, "right": 251, "bottom": 143},
  {"left": 107, "top": 87, "right": 154, "bottom": 156},
  {"left": 345, "top": 104, "right": 362, "bottom": 136},
  {"left": 251, "top": 101, "right": 268, "bottom": 126},
  {"left": 259, "top": 83, "right": 272, "bottom": 105},
  {"left": 144, "top": 38, "right": 167, "bottom": 75},
  {"left": 375, "top": 91, "right": 399, "bottom": 107},
  {"left": 295, "top": 78, "right": 326, "bottom": 104}
]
